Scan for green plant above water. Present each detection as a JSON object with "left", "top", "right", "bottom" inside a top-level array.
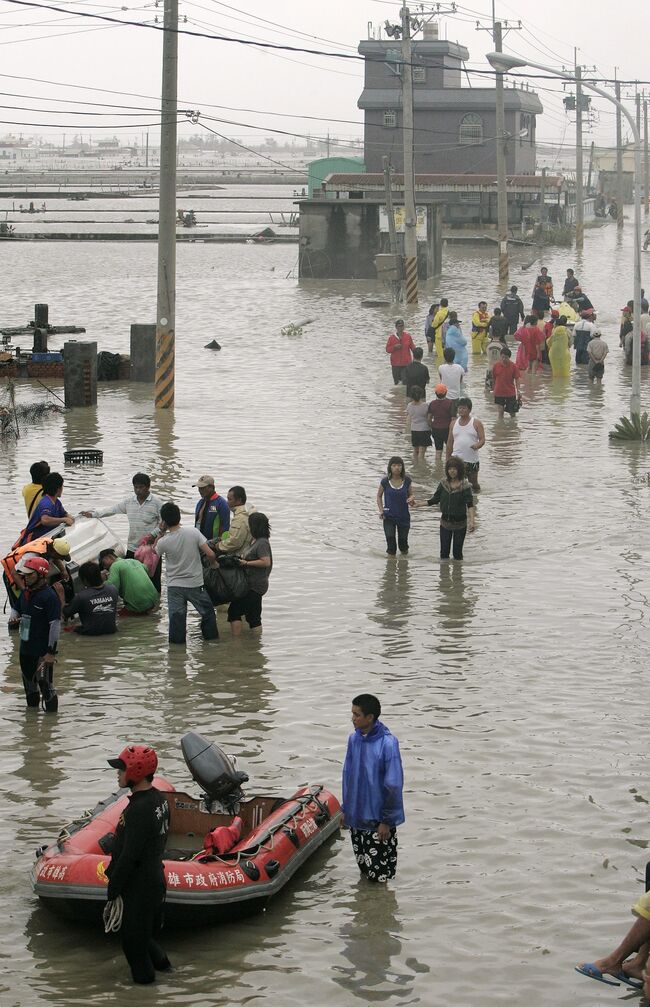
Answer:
[{"left": 609, "top": 413, "right": 650, "bottom": 441}]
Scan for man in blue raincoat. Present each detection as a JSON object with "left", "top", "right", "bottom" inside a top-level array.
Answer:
[{"left": 341, "top": 693, "right": 405, "bottom": 882}]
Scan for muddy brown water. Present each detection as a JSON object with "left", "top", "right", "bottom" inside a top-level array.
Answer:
[{"left": 1, "top": 218, "right": 649, "bottom": 1006}]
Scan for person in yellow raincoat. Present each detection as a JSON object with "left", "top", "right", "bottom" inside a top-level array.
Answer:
[
  {"left": 547, "top": 315, "right": 572, "bottom": 377},
  {"left": 471, "top": 302, "right": 491, "bottom": 354},
  {"left": 431, "top": 299, "right": 450, "bottom": 360}
]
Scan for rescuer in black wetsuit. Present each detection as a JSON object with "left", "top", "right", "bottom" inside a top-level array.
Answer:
[{"left": 105, "top": 744, "right": 172, "bottom": 984}]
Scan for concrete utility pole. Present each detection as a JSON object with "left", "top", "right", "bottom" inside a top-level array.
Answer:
[
  {"left": 493, "top": 21, "right": 509, "bottom": 281},
  {"left": 383, "top": 155, "right": 402, "bottom": 303},
  {"left": 400, "top": 5, "right": 418, "bottom": 305},
  {"left": 615, "top": 74, "right": 624, "bottom": 230},
  {"left": 640, "top": 94, "right": 644, "bottom": 216},
  {"left": 575, "top": 55, "right": 584, "bottom": 250},
  {"left": 586, "top": 140, "right": 595, "bottom": 194},
  {"left": 155, "top": 0, "right": 178, "bottom": 410}
]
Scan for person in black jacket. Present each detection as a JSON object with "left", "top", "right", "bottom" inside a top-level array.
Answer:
[
  {"left": 106, "top": 744, "right": 171, "bottom": 984},
  {"left": 500, "top": 286, "right": 525, "bottom": 335}
]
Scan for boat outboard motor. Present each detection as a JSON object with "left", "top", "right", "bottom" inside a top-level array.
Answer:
[{"left": 181, "top": 731, "right": 249, "bottom": 813}]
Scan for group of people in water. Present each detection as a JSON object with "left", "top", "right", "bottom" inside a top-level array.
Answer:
[
  {"left": 3, "top": 462, "right": 273, "bottom": 711},
  {"left": 381, "top": 264, "right": 649, "bottom": 564}
]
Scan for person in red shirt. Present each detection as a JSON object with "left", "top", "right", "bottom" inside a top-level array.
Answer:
[
  {"left": 427, "top": 383, "right": 454, "bottom": 461},
  {"left": 385, "top": 319, "right": 416, "bottom": 385},
  {"left": 492, "top": 347, "right": 521, "bottom": 418}
]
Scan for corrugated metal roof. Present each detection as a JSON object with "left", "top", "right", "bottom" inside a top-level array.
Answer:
[
  {"left": 322, "top": 173, "right": 564, "bottom": 190},
  {"left": 358, "top": 87, "right": 543, "bottom": 114}
]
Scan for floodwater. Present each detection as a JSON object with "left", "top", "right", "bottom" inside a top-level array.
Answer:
[
  {"left": 1, "top": 215, "right": 649, "bottom": 1007},
  {"left": 0, "top": 184, "right": 300, "bottom": 235}
]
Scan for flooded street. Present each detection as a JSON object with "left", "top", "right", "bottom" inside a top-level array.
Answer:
[{"left": 1, "top": 216, "right": 649, "bottom": 1007}]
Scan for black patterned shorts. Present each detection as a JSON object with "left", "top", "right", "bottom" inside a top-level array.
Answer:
[{"left": 350, "top": 827, "right": 398, "bottom": 882}]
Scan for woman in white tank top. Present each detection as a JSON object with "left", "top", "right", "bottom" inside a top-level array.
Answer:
[{"left": 447, "top": 398, "right": 485, "bottom": 491}]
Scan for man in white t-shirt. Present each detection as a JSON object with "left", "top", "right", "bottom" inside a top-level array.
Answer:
[
  {"left": 155, "top": 502, "right": 218, "bottom": 645},
  {"left": 439, "top": 346, "right": 465, "bottom": 411}
]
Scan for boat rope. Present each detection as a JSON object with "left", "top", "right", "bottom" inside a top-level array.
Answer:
[
  {"left": 191, "top": 786, "right": 329, "bottom": 865},
  {"left": 103, "top": 896, "right": 123, "bottom": 933},
  {"left": 57, "top": 807, "right": 94, "bottom": 845}
]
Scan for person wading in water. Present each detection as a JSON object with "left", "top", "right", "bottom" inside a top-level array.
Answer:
[{"left": 446, "top": 398, "right": 485, "bottom": 492}]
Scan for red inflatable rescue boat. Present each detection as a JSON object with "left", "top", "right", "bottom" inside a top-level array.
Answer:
[{"left": 31, "top": 732, "right": 342, "bottom": 926}]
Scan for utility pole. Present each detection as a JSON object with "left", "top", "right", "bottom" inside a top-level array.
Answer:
[
  {"left": 146, "top": 131, "right": 149, "bottom": 169},
  {"left": 155, "top": 0, "right": 178, "bottom": 410},
  {"left": 400, "top": 5, "right": 418, "bottom": 305},
  {"left": 586, "top": 140, "right": 595, "bottom": 193},
  {"left": 383, "top": 155, "right": 402, "bottom": 303},
  {"left": 615, "top": 72, "right": 624, "bottom": 230},
  {"left": 477, "top": 12, "right": 521, "bottom": 282},
  {"left": 493, "top": 21, "right": 509, "bottom": 281},
  {"left": 640, "top": 95, "right": 644, "bottom": 217},
  {"left": 575, "top": 53, "right": 584, "bottom": 250}
]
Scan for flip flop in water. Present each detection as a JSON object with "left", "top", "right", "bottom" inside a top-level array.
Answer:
[
  {"left": 575, "top": 963, "right": 620, "bottom": 986},
  {"left": 612, "top": 970, "right": 643, "bottom": 990}
]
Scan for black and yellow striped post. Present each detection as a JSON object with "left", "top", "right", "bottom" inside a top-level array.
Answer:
[
  {"left": 155, "top": 326, "right": 175, "bottom": 410},
  {"left": 154, "top": 0, "right": 178, "bottom": 410},
  {"left": 404, "top": 255, "right": 418, "bottom": 305}
]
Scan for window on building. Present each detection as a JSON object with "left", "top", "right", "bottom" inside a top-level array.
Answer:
[
  {"left": 458, "top": 113, "right": 483, "bottom": 145},
  {"left": 412, "top": 66, "right": 426, "bottom": 83},
  {"left": 383, "top": 110, "right": 397, "bottom": 128}
]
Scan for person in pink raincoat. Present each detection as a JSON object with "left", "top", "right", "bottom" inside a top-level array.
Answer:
[{"left": 514, "top": 316, "right": 544, "bottom": 372}]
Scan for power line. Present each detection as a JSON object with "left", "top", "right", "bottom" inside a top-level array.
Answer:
[{"left": 4, "top": 0, "right": 649, "bottom": 84}]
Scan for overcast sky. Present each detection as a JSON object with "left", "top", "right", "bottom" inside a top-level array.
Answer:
[{"left": 0, "top": 0, "right": 646, "bottom": 150}]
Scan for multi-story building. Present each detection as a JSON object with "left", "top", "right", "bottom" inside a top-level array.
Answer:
[{"left": 358, "top": 24, "right": 543, "bottom": 175}]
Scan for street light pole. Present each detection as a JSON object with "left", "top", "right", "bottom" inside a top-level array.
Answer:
[
  {"left": 486, "top": 51, "right": 643, "bottom": 418},
  {"left": 615, "top": 75, "right": 624, "bottom": 232}
]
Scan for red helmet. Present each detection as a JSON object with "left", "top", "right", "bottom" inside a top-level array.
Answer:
[
  {"left": 22, "top": 556, "right": 49, "bottom": 577},
  {"left": 107, "top": 744, "right": 158, "bottom": 784}
]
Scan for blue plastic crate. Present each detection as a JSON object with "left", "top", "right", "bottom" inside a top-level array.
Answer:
[{"left": 31, "top": 352, "right": 63, "bottom": 363}]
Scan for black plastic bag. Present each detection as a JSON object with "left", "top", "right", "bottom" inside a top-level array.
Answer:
[{"left": 204, "top": 561, "right": 248, "bottom": 605}]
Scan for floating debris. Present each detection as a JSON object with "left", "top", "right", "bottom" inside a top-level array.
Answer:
[
  {"left": 204, "top": 339, "right": 221, "bottom": 350},
  {"left": 281, "top": 317, "right": 315, "bottom": 337}
]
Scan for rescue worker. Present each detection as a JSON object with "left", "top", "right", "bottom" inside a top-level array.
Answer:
[
  {"left": 15, "top": 555, "right": 61, "bottom": 711},
  {"left": 105, "top": 744, "right": 172, "bottom": 984},
  {"left": 2, "top": 536, "right": 70, "bottom": 629}
]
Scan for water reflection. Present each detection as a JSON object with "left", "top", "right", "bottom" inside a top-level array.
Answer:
[
  {"left": 433, "top": 562, "right": 476, "bottom": 658},
  {"left": 151, "top": 405, "right": 183, "bottom": 496},
  {"left": 370, "top": 558, "right": 415, "bottom": 659},
  {"left": 333, "top": 882, "right": 422, "bottom": 1001},
  {"left": 24, "top": 906, "right": 125, "bottom": 1005}
]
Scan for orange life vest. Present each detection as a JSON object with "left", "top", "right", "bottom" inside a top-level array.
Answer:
[{"left": 1, "top": 537, "right": 51, "bottom": 587}]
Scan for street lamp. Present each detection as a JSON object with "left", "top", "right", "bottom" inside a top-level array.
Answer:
[{"left": 487, "top": 51, "right": 643, "bottom": 418}]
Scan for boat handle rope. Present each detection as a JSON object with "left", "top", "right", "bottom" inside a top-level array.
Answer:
[{"left": 57, "top": 807, "right": 95, "bottom": 847}]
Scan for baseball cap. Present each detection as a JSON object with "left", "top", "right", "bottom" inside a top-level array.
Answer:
[
  {"left": 192, "top": 475, "right": 215, "bottom": 488},
  {"left": 435, "top": 383, "right": 447, "bottom": 394}
]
